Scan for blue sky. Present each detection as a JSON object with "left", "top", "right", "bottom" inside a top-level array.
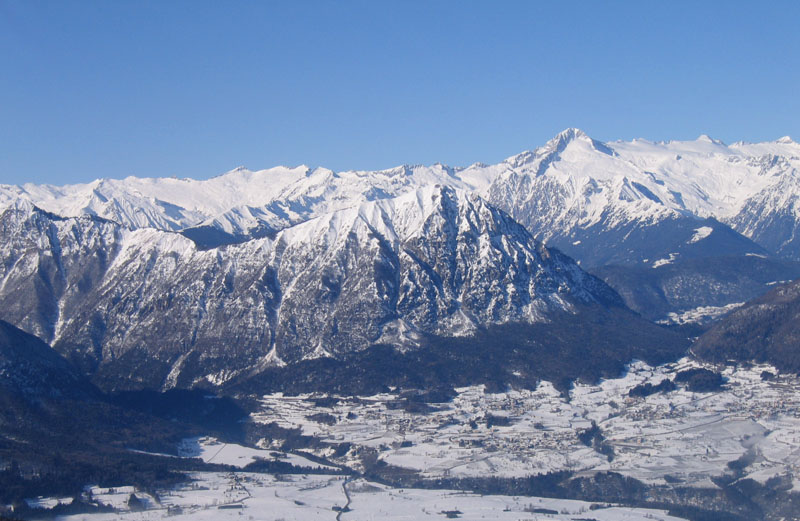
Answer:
[{"left": 1, "top": 1, "right": 799, "bottom": 185}]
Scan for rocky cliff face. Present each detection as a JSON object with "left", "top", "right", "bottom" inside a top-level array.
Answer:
[
  {"left": 729, "top": 168, "right": 800, "bottom": 259},
  {"left": 0, "top": 200, "right": 123, "bottom": 343}
]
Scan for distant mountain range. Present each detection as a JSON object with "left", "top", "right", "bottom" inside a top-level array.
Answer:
[
  {"left": 2, "top": 129, "right": 800, "bottom": 388},
  {"left": 5, "top": 128, "right": 800, "bottom": 261}
]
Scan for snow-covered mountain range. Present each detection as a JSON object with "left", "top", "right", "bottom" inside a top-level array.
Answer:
[
  {"left": 4, "top": 128, "right": 800, "bottom": 261},
  {"left": 0, "top": 187, "right": 630, "bottom": 388},
  {"left": 2, "top": 129, "right": 800, "bottom": 387}
]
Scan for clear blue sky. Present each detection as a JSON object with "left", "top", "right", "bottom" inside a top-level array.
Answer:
[{"left": 2, "top": 1, "right": 799, "bottom": 185}]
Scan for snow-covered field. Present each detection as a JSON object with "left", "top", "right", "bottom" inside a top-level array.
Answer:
[
  {"left": 55, "top": 472, "right": 688, "bottom": 521},
  {"left": 176, "top": 436, "right": 337, "bottom": 471},
  {"left": 254, "top": 359, "right": 800, "bottom": 489}
]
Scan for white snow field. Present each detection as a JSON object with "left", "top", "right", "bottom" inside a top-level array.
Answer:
[
  {"left": 176, "top": 436, "right": 337, "bottom": 471},
  {"left": 55, "top": 473, "right": 688, "bottom": 521}
]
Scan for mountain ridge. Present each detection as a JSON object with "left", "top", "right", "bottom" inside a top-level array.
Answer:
[
  {"left": 4, "top": 129, "right": 800, "bottom": 261},
  {"left": 0, "top": 186, "right": 638, "bottom": 390}
]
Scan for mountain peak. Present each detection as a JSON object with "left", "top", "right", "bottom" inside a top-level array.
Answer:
[
  {"left": 558, "top": 127, "right": 588, "bottom": 138},
  {"left": 504, "top": 128, "right": 614, "bottom": 170},
  {"left": 696, "top": 134, "right": 725, "bottom": 145},
  {"left": 776, "top": 136, "right": 795, "bottom": 144},
  {"left": 550, "top": 128, "right": 590, "bottom": 146},
  {"left": 542, "top": 127, "right": 614, "bottom": 158},
  {"left": 2, "top": 197, "right": 40, "bottom": 218}
]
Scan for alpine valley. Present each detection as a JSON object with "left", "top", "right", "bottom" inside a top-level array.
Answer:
[{"left": 3, "top": 130, "right": 800, "bottom": 521}]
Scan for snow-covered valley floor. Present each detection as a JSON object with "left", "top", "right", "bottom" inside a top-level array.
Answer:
[
  {"left": 56, "top": 472, "right": 688, "bottom": 521},
  {"left": 253, "top": 358, "right": 800, "bottom": 490},
  {"left": 18, "top": 358, "right": 800, "bottom": 520}
]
